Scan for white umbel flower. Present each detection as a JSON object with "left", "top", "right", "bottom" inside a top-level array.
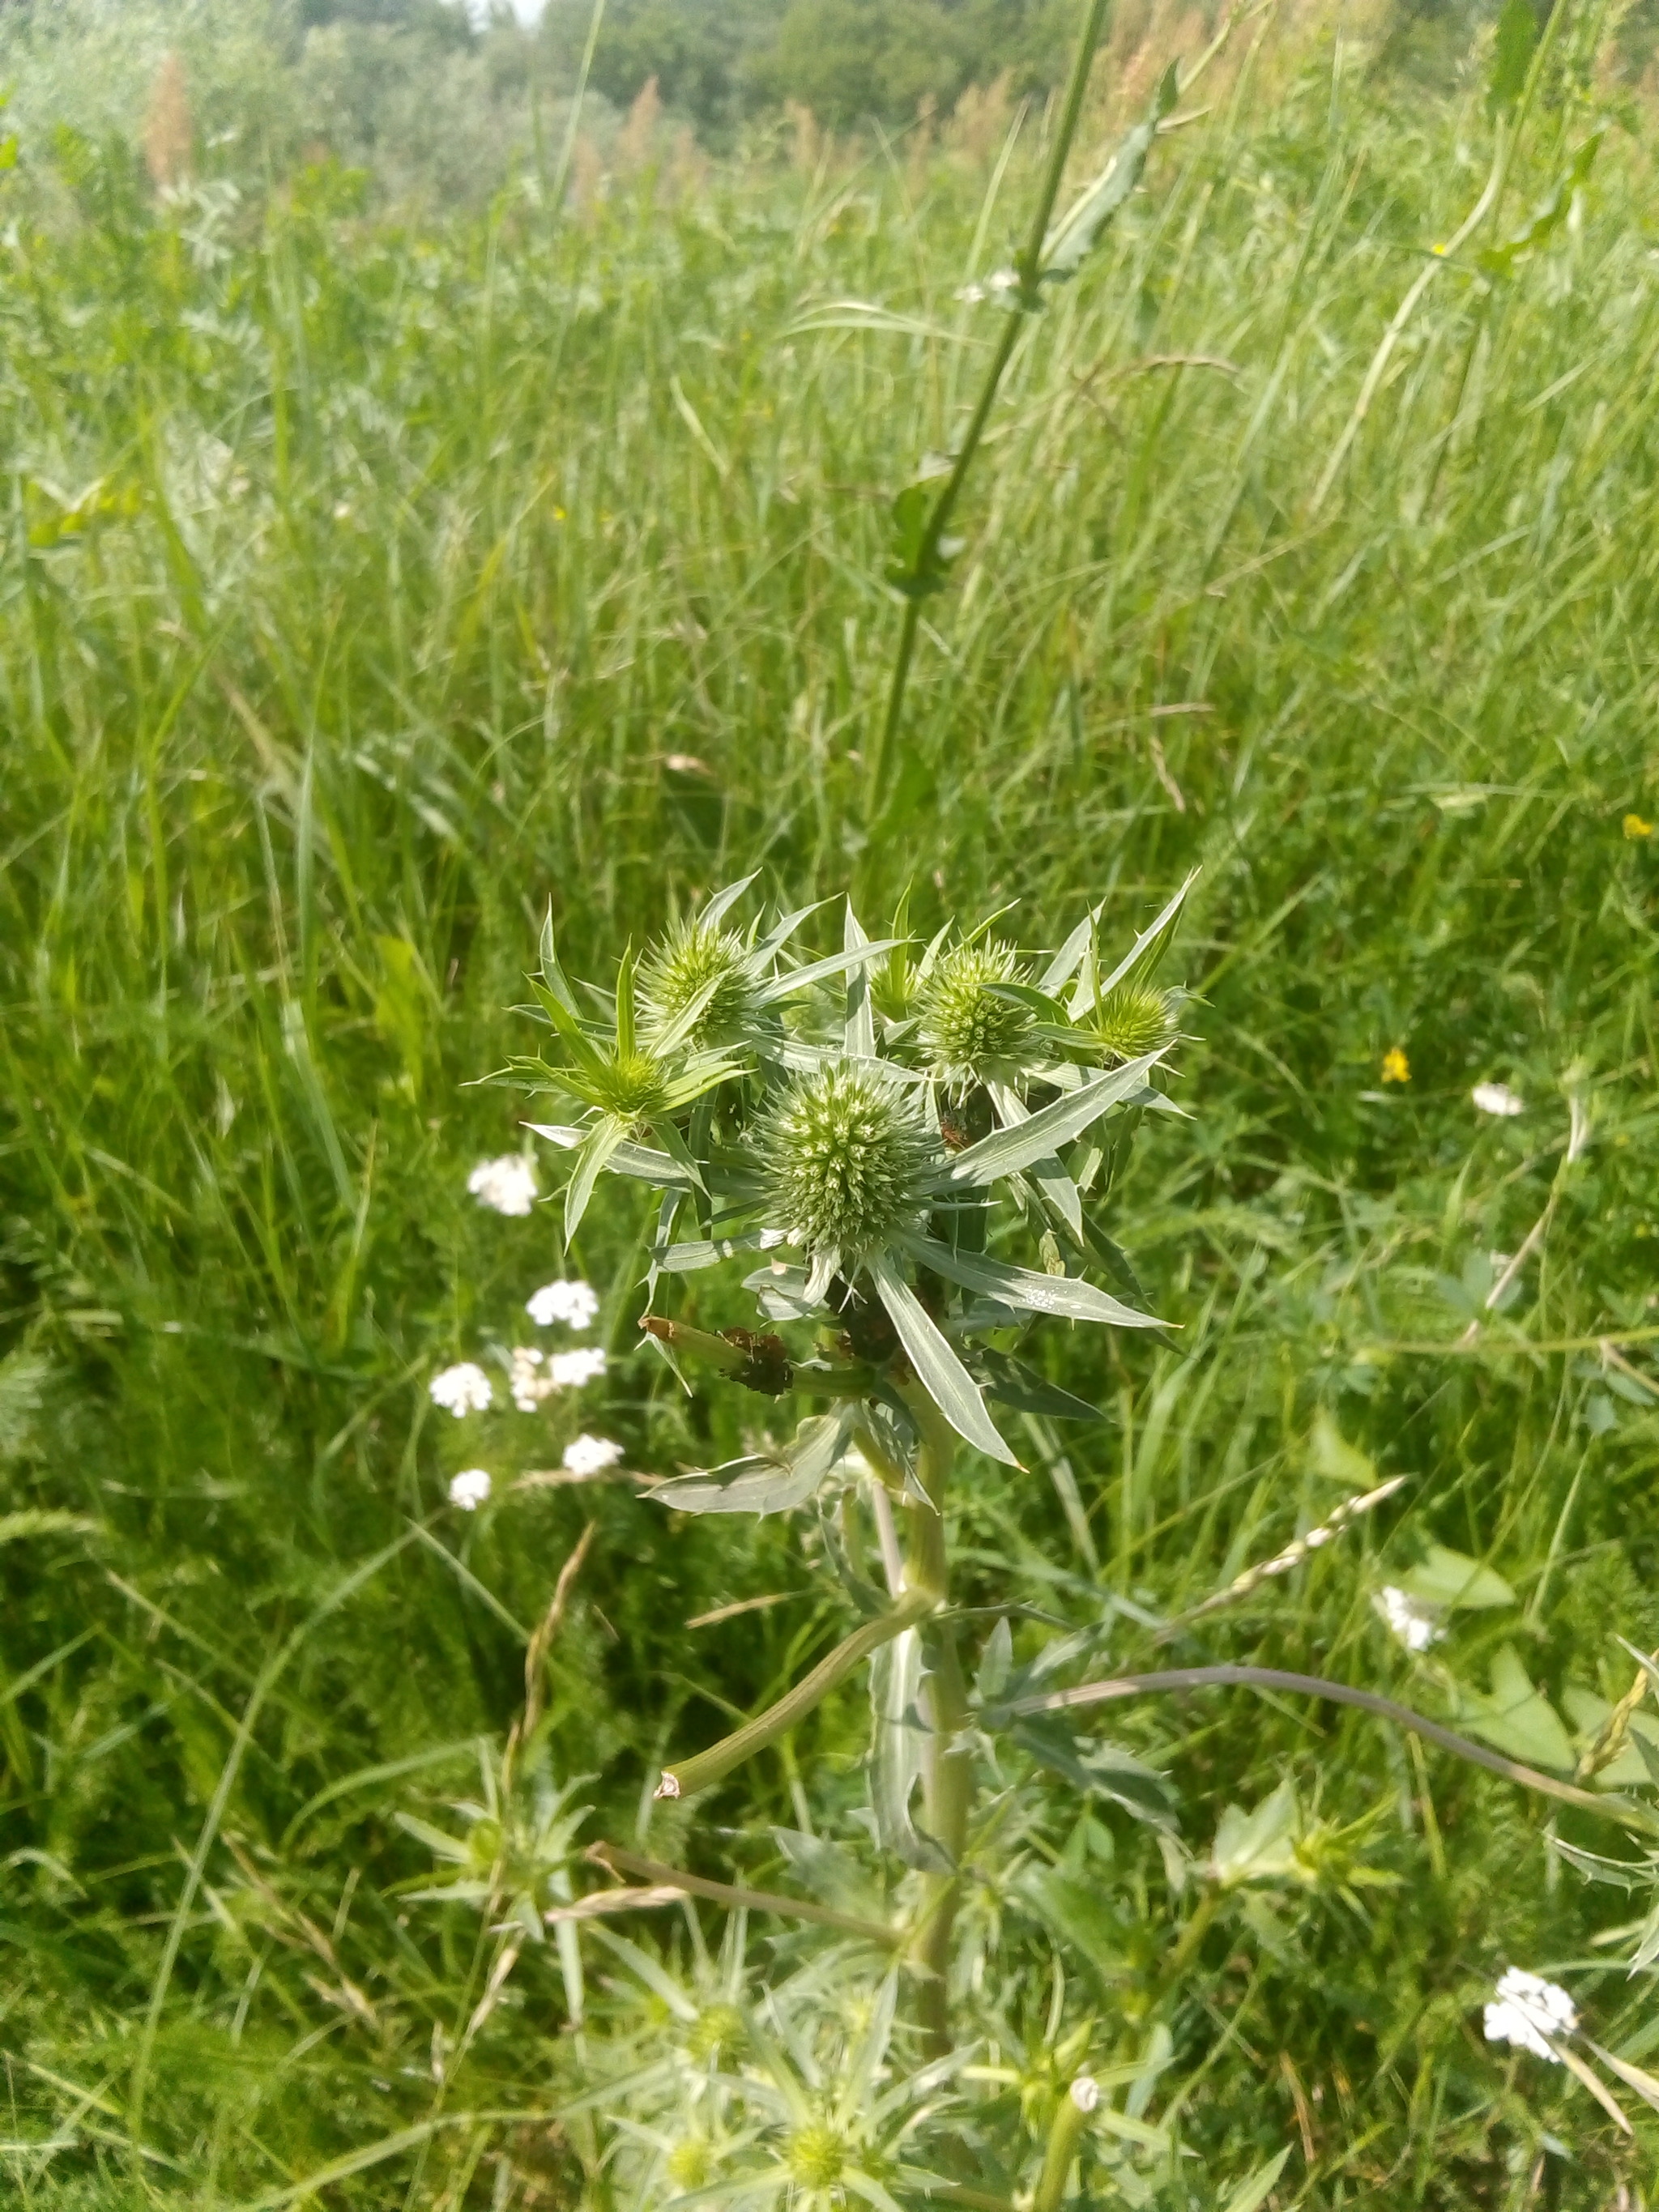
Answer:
[
  {"left": 562, "top": 1434, "right": 623, "bottom": 1477},
  {"left": 1483, "top": 1968, "right": 1576, "bottom": 2061},
  {"left": 467, "top": 1154, "right": 539, "bottom": 1216},
  {"left": 448, "top": 1468, "right": 493, "bottom": 1511},
  {"left": 1373, "top": 1584, "right": 1441, "bottom": 1652},
  {"left": 510, "top": 1347, "right": 556, "bottom": 1412},
  {"left": 429, "top": 1362, "right": 493, "bottom": 1416},
  {"left": 1472, "top": 1081, "right": 1525, "bottom": 1119},
  {"left": 526, "top": 1278, "right": 599, "bottom": 1330},
  {"left": 548, "top": 1348, "right": 608, "bottom": 1389}
]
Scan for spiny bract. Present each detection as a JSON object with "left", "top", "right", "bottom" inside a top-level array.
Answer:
[
  {"left": 758, "top": 1064, "right": 935, "bottom": 1261},
  {"left": 918, "top": 938, "right": 1036, "bottom": 1084},
  {"left": 638, "top": 917, "right": 761, "bottom": 1051}
]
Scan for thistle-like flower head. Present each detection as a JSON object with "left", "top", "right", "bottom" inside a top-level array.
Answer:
[
  {"left": 1088, "top": 982, "right": 1177, "bottom": 1065},
  {"left": 758, "top": 1064, "right": 936, "bottom": 1268},
  {"left": 638, "top": 916, "right": 766, "bottom": 1054},
  {"left": 918, "top": 938, "right": 1036, "bottom": 1086}
]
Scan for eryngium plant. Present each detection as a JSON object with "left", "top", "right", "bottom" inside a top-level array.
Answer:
[{"left": 503, "top": 878, "right": 1216, "bottom": 2199}]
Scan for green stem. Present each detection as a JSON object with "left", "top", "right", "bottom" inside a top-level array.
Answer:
[
  {"left": 1032, "top": 2086, "right": 1091, "bottom": 2212},
  {"left": 655, "top": 1591, "right": 934, "bottom": 1802},
  {"left": 899, "top": 1385, "right": 970, "bottom": 2057},
  {"left": 862, "top": 0, "right": 1112, "bottom": 834},
  {"left": 1013, "top": 1665, "right": 1659, "bottom": 1841}
]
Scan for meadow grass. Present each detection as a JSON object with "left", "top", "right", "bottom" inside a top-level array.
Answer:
[{"left": 3, "top": 11, "right": 1659, "bottom": 2204}]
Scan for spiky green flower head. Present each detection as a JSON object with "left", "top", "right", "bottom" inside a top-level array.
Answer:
[
  {"left": 638, "top": 917, "right": 764, "bottom": 1053},
  {"left": 1090, "top": 982, "right": 1177, "bottom": 1064},
  {"left": 786, "top": 2120, "right": 848, "bottom": 2192},
  {"left": 576, "top": 1049, "right": 673, "bottom": 1124},
  {"left": 758, "top": 1063, "right": 935, "bottom": 1264},
  {"left": 919, "top": 938, "right": 1036, "bottom": 1087},
  {"left": 666, "top": 2137, "right": 716, "bottom": 2192},
  {"left": 684, "top": 2001, "right": 744, "bottom": 2065}
]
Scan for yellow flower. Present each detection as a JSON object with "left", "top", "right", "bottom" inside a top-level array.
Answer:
[
  {"left": 1431, "top": 242, "right": 1448, "bottom": 258},
  {"left": 1624, "top": 812, "right": 1653, "bottom": 841},
  {"left": 1380, "top": 1047, "right": 1410, "bottom": 1085}
]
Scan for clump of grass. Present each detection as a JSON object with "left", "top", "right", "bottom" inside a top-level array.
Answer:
[{"left": 2, "top": 2, "right": 1659, "bottom": 2202}]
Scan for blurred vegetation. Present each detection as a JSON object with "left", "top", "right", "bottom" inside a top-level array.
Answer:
[{"left": 3, "top": 0, "right": 1659, "bottom": 2203}]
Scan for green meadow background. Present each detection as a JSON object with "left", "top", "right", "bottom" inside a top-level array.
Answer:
[{"left": 3, "top": 0, "right": 1659, "bottom": 2201}]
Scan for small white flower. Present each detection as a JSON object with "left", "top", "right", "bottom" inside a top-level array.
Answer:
[
  {"left": 1373, "top": 1584, "right": 1441, "bottom": 1652},
  {"left": 510, "top": 1346, "right": 557, "bottom": 1412},
  {"left": 466, "top": 1154, "right": 539, "bottom": 1217},
  {"left": 562, "top": 1433, "right": 624, "bottom": 1477},
  {"left": 526, "top": 1278, "right": 599, "bottom": 1330},
  {"left": 1472, "top": 1081, "right": 1525, "bottom": 1119},
  {"left": 955, "top": 281, "right": 987, "bottom": 305},
  {"left": 1068, "top": 2075, "right": 1101, "bottom": 2114},
  {"left": 429, "top": 1362, "right": 493, "bottom": 1416},
  {"left": 548, "top": 1347, "right": 608, "bottom": 1390},
  {"left": 1483, "top": 1967, "right": 1576, "bottom": 2061},
  {"left": 448, "top": 1468, "right": 493, "bottom": 1511},
  {"left": 987, "top": 266, "right": 1019, "bottom": 295}
]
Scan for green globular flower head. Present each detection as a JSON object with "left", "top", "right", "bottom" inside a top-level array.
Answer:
[
  {"left": 638, "top": 918, "right": 762, "bottom": 1051},
  {"left": 583, "top": 1050, "right": 672, "bottom": 1123},
  {"left": 919, "top": 939, "right": 1035, "bottom": 1085},
  {"left": 759, "top": 1064, "right": 934, "bottom": 1262},
  {"left": 684, "top": 2001, "right": 744, "bottom": 2064},
  {"left": 1090, "top": 982, "right": 1176, "bottom": 1063},
  {"left": 786, "top": 2120, "right": 847, "bottom": 2191},
  {"left": 666, "top": 2138, "right": 715, "bottom": 2192}
]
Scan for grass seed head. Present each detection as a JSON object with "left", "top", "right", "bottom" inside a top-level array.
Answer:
[
  {"left": 919, "top": 938, "right": 1035, "bottom": 1085},
  {"left": 758, "top": 1063, "right": 933, "bottom": 1262}
]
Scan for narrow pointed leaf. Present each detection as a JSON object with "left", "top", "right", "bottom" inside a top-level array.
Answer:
[
  {"left": 1038, "top": 903, "right": 1102, "bottom": 996},
  {"left": 902, "top": 1232, "right": 1158, "bottom": 1328},
  {"left": 650, "top": 1410, "right": 858, "bottom": 1517},
  {"left": 757, "top": 939, "right": 902, "bottom": 1006},
  {"left": 987, "top": 1080, "right": 1081, "bottom": 1234},
  {"left": 844, "top": 902, "right": 876, "bottom": 1058},
  {"left": 565, "top": 1118, "right": 627, "bottom": 1242},
  {"left": 1095, "top": 870, "right": 1199, "bottom": 999},
  {"left": 868, "top": 1254, "right": 1017, "bottom": 1464},
  {"left": 870, "top": 1630, "right": 953, "bottom": 1872},
  {"left": 945, "top": 1054, "right": 1165, "bottom": 1187},
  {"left": 538, "top": 905, "right": 579, "bottom": 1013},
  {"left": 702, "top": 870, "right": 761, "bottom": 930}
]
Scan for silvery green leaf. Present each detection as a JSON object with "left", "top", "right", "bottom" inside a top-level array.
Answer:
[
  {"left": 743, "top": 1263, "right": 821, "bottom": 1322},
  {"left": 701, "top": 869, "right": 761, "bottom": 929},
  {"left": 901, "top": 1232, "right": 1158, "bottom": 1328},
  {"left": 650, "top": 1409, "right": 858, "bottom": 1517},
  {"left": 757, "top": 897, "right": 828, "bottom": 961},
  {"left": 986, "top": 1080, "right": 1081, "bottom": 1234},
  {"left": 868, "top": 1255, "right": 1017, "bottom": 1465},
  {"left": 1040, "top": 64, "right": 1178, "bottom": 281},
  {"left": 843, "top": 901, "right": 876, "bottom": 1058},
  {"left": 757, "top": 938, "right": 903, "bottom": 1006},
  {"left": 975, "top": 1617, "right": 1013, "bottom": 1703},
  {"left": 942, "top": 1054, "right": 1166, "bottom": 1188},
  {"left": 974, "top": 1348, "right": 1106, "bottom": 1423},
  {"left": 1094, "top": 868, "right": 1200, "bottom": 999},
  {"left": 654, "top": 1232, "right": 772, "bottom": 1273},
  {"left": 604, "top": 1139, "right": 702, "bottom": 1189},
  {"left": 1445, "top": 1645, "right": 1575, "bottom": 1770},
  {"left": 565, "top": 1117, "right": 626, "bottom": 1243},
  {"left": 1038, "top": 904, "right": 1102, "bottom": 996},
  {"left": 537, "top": 903, "right": 579, "bottom": 1013},
  {"left": 1013, "top": 1717, "right": 1178, "bottom": 1831},
  {"left": 525, "top": 1120, "right": 587, "bottom": 1150},
  {"left": 772, "top": 1826, "right": 885, "bottom": 1918},
  {"left": 1398, "top": 1542, "right": 1515, "bottom": 1609},
  {"left": 870, "top": 1627, "right": 953, "bottom": 1873}
]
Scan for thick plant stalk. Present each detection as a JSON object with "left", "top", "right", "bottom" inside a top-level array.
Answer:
[{"left": 899, "top": 1386, "right": 972, "bottom": 2055}]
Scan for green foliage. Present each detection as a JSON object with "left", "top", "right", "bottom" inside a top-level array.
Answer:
[{"left": 4, "top": 0, "right": 1659, "bottom": 2203}]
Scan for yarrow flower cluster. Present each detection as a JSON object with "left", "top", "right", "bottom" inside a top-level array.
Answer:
[
  {"left": 510, "top": 1344, "right": 609, "bottom": 1411},
  {"left": 527, "top": 1278, "right": 599, "bottom": 1330},
  {"left": 563, "top": 1433, "right": 624, "bottom": 1477},
  {"left": 1372, "top": 1584, "right": 1441, "bottom": 1652},
  {"left": 429, "top": 1362, "right": 493, "bottom": 1417},
  {"left": 1483, "top": 1968, "right": 1576, "bottom": 2061},
  {"left": 467, "top": 1154, "right": 539, "bottom": 1216},
  {"left": 1472, "top": 1081, "right": 1525, "bottom": 1119},
  {"left": 448, "top": 1468, "right": 493, "bottom": 1511}
]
